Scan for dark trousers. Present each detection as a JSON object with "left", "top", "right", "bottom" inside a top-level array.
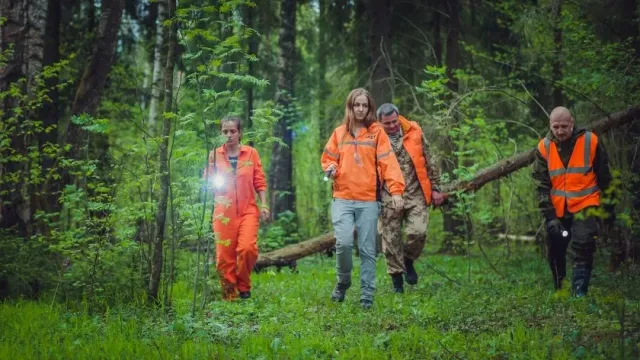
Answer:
[{"left": 547, "top": 207, "right": 599, "bottom": 288}]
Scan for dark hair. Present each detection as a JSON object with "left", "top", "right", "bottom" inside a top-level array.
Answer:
[{"left": 221, "top": 116, "right": 242, "bottom": 132}]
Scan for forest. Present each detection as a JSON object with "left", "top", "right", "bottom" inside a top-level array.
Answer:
[{"left": 1, "top": 0, "right": 639, "bottom": 358}]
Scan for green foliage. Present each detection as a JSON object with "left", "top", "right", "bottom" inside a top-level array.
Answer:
[
  {"left": 258, "top": 210, "right": 301, "bottom": 252},
  {"left": 417, "top": 64, "right": 539, "bottom": 253},
  {"left": 1, "top": 246, "right": 638, "bottom": 358},
  {"left": 0, "top": 230, "right": 55, "bottom": 297},
  {"left": 2, "top": 0, "right": 639, "bottom": 335}
]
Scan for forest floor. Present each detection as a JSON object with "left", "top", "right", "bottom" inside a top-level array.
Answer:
[{"left": 1, "top": 243, "right": 638, "bottom": 359}]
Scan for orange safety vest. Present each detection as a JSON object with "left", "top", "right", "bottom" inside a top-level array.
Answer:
[
  {"left": 537, "top": 131, "right": 600, "bottom": 218},
  {"left": 398, "top": 116, "right": 433, "bottom": 205}
]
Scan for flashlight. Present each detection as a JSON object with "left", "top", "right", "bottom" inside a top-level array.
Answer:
[
  {"left": 562, "top": 230, "right": 568, "bottom": 238},
  {"left": 323, "top": 170, "right": 333, "bottom": 182},
  {"left": 213, "top": 174, "right": 225, "bottom": 188}
]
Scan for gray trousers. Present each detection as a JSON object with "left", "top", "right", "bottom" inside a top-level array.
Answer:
[{"left": 331, "top": 199, "right": 379, "bottom": 301}]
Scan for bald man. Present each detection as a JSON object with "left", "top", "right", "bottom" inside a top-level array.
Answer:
[{"left": 532, "top": 107, "right": 615, "bottom": 297}]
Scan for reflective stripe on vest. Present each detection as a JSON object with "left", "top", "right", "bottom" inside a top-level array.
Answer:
[{"left": 550, "top": 185, "right": 599, "bottom": 198}]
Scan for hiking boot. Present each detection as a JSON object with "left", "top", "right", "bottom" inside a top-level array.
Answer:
[
  {"left": 404, "top": 258, "right": 418, "bottom": 285},
  {"left": 391, "top": 273, "right": 404, "bottom": 293},
  {"left": 360, "top": 299, "right": 373, "bottom": 310},
  {"left": 330, "top": 281, "right": 351, "bottom": 302},
  {"left": 572, "top": 264, "right": 592, "bottom": 297},
  {"left": 239, "top": 291, "right": 251, "bottom": 299}
]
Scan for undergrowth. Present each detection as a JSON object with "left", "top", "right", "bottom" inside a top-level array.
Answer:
[{"left": 1, "top": 244, "right": 638, "bottom": 359}]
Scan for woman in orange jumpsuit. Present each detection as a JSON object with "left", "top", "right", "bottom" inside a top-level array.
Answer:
[{"left": 205, "top": 116, "right": 269, "bottom": 300}]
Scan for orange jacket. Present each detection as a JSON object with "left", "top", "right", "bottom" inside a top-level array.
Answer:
[
  {"left": 537, "top": 131, "right": 600, "bottom": 218},
  {"left": 205, "top": 145, "right": 267, "bottom": 219},
  {"left": 398, "top": 115, "right": 433, "bottom": 205},
  {"left": 321, "top": 122, "right": 405, "bottom": 201}
]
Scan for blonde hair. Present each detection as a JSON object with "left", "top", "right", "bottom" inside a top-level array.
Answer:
[{"left": 343, "top": 88, "right": 377, "bottom": 135}]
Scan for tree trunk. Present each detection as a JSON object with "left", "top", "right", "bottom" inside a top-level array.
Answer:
[
  {"left": 67, "top": 0, "right": 125, "bottom": 134},
  {"left": 317, "top": 0, "right": 331, "bottom": 141},
  {"left": 369, "top": 0, "right": 393, "bottom": 104},
  {"left": 432, "top": 0, "right": 442, "bottom": 66},
  {"left": 62, "top": 0, "right": 124, "bottom": 221},
  {"left": 245, "top": 3, "right": 257, "bottom": 144},
  {"left": 269, "top": 0, "right": 296, "bottom": 218},
  {"left": 148, "top": 0, "right": 177, "bottom": 304},
  {"left": 254, "top": 105, "right": 640, "bottom": 269},
  {"left": 354, "top": 0, "right": 369, "bottom": 79},
  {"left": 551, "top": 0, "right": 564, "bottom": 108},
  {"left": 87, "top": 0, "right": 96, "bottom": 31},
  {"left": 317, "top": 0, "right": 333, "bottom": 231},
  {"left": 0, "top": 0, "right": 47, "bottom": 237},
  {"left": 440, "top": 0, "right": 465, "bottom": 253},
  {"left": 37, "top": 0, "right": 61, "bottom": 228},
  {"left": 147, "top": 0, "right": 167, "bottom": 135},
  {"left": 618, "top": 0, "right": 640, "bottom": 58}
]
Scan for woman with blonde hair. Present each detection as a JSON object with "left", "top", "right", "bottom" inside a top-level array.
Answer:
[{"left": 321, "top": 88, "right": 405, "bottom": 309}]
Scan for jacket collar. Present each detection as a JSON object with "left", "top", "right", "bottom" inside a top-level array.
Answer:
[
  {"left": 217, "top": 144, "right": 248, "bottom": 155},
  {"left": 398, "top": 115, "right": 413, "bottom": 134},
  {"left": 348, "top": 122, "right": 381, "bottom": 138}
]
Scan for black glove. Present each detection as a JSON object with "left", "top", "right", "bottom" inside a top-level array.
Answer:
[{"left": 546, "top": 218, "right": 566, "bottom": 238}]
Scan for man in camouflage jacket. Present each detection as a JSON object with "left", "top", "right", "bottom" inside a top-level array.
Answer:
[{"left": 376, "top": 103, "right": 444, "bottom": 293}]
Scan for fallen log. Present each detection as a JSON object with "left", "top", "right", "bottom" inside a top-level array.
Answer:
[
  {"left": 497, "top": 233, "right": 536, "bottom": 242},
  {"left": 255, "top": 106, "right": 640, "bottom": 269},
  {"left": 254, "top": 232, "right": 336, "bottom": 271}
]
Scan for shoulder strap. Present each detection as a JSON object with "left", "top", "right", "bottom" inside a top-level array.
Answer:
[{"left": 583, "top": 131, "right": 592, "bottom": 165}]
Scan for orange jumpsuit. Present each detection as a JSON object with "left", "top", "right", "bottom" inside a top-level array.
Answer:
[{"left": 205, "top": 145, "right": 267, "bottom": 300}]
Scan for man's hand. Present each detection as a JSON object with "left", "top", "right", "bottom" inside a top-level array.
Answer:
[
  {"left": 391, "top": 194, "right": 404, "bottom": 212},
  {"left": 546, "top": 218, "right": 566, "bottom": 238},
  {"left": 431, "top": 191, "right": 445, "bottom": 207},
  {"left": 325, "top": 164, "right": 337, "bottom": 179}
]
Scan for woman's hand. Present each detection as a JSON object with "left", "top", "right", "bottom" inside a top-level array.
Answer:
[
  {"left": 260, "top": 206, "right": 270, "bottom": 222},
  {"left": 325, "top": 164, "right": 337, "bottom": 179}
]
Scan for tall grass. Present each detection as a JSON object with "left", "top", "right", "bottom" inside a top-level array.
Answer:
[{"left": 1, "top": 243, "right": 638, "bottom": 359}]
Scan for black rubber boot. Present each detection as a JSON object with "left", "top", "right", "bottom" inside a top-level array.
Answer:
[
  {"left": 330, "top": 281, "right": 351, "bottom": 302},
  {"left": 572, "top": 264, "right": 592, "bottom": 297},
  {"left": 239, "top": 291, "right": 251, "bottom": 299},
  {"left": 404, "top": 258, "right": 418, "bottom": 285},
  {"left": 391, "top": 274, "right": 404, "bottom": 293}
]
